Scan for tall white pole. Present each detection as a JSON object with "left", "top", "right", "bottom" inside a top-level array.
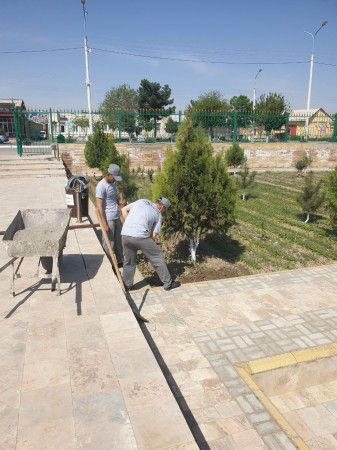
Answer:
[
  {"left": 81, "top": 0, "right": 93, "bottom": 135},
  {"left": 304, "top": 21, "right": 327, "bottom": 139},
  {"left": 306, "top": 52, "right": 314, "bottom": 111},
  {"left": 252, "top": 69, "right": 262, "bottom": 137},
  {"left": 305, "top": 21, "right": 327, "bottom": 111},
  {"left": 253, "top": 68, "right": 262, "bottom": 111}
]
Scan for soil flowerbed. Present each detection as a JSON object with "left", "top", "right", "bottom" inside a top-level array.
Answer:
[
  {"left": 136, "top": 171, "right": 337, "bottom": 286},
  {"left": 90, "top": 171, "right": 337, "bottom": 286}
]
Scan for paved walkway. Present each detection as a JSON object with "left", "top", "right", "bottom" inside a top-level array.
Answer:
[
  {"left": 132, "top": 266, "right": 337, "bottom": 449},
  {"left": 1, "top": 153, "right": 337, "bottom": 449},
  {"left": 0, "top": 155, "right": 196, "bottom": 450}
]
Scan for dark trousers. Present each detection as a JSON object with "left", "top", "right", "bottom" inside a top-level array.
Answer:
[
  {"left": 102, "top": 218, "right": 123, "bottom": 264},
  {"left": 122, "top": 235, "right": 172, "bottom": 289}
]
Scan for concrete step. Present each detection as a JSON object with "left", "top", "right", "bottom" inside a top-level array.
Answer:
[
  {"left": 0, "top": 159, "right": 62, "bottom": 165},
  {"left": 0, "top": 170, "right": 66, "bottom": 179},
  {"left": 0, "top": 163, "right": 64, "bottom": 170},
  {"left": 0, "top": 154, "right": 59, "bottom": 161},
  {"left": 0, "top": 155, "right": 66, "bottom": 178}
]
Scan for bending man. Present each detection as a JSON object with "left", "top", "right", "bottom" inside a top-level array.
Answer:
[{"left": 121, "top": 197, "right": 180, "bottom": 291}]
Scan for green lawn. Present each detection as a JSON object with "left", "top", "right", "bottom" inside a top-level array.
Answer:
[{"left": 221, "top": 171, "right": 337, "bottom": 273}]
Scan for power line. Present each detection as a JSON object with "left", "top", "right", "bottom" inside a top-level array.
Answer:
[
  {"left": 92, "top": 47, "right": 309, "bottom": 65},
  {"left": 0, "top": 47, "right": 82, "bottom": 54},
  {"left": 1, "top": 45, "right": 337, "bottom": 66}
]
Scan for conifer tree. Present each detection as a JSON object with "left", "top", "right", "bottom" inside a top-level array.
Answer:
[
  {"left": 225, "top": 141, "right": 245, "bottom": 175},
  {"left": 296, "top": 171, "right": 325, "bottom": 223},
  {"left": 152, "top": 117, "right": 236, "bottom": 262},
  {"left": 325, "top": 166, "right": 337, "bottom": 229},
  {"left": 236, "top": 160, "right": 257, "bottom": 200},
  {"left": 84, "top": 122, "right": 137, "bottom": 200},
  {"left": 84, "top": 122, "right": 123, "bottom": 173}
]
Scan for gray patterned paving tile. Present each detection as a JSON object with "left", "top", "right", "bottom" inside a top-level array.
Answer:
[{"left": 193, "top": 306, "right": 337, "bottom": 447}]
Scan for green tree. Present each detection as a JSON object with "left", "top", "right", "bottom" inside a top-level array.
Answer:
[
  {"left": 147, "top": 168, "right": 154, "bottom": 182},
  {"left": 99, "top": 84, "right": 139, "bottom": 137},
  {"left": 138, "top": 79, "right": 175, "bottom": 138},
  {"left": 236, "top": 160, "right": 256, "bottom": 200},
  {"left": 165, "top": 117, "right": 179, "bottom": 141},
  {"left": 225, "top": 142, "right": 245, "bottom": 175},
  {"left": 119, "top": 159, "right": 138, "bottom": 202},
  {"left": 187, "top": 90, "right": 229, "bottom": 139},
  {"left": 295, "top": 155, "right": 312, "bottom": 175},
  {"left": 72, "top": 116, "right": 89, "bottom": 136},
  {"left": 84, "top": 122, "right": 124, "bottom": 173},
  {"left": 144, "top": 121, "right": 154, "bottom": 132},
  {"left": 229, "top": 95, "right": 253, "bottom": 129},
  {"left": 152, "top": 117, "right": 236, "bottom": 262},
  {"left": 84, "top": 122, "right": 137, "bottom": 200},
  {"left": 325, "top": 166, "right": 337, "bottom": 229},
  {"left": 296, "top": 171, "right": 325, "bottom": 223},
  {"left": 229, "top": 95, "right": 253, "bottom": 114},
  {"left": 255, "top": 92, "right": 290, "bottom": 135}
]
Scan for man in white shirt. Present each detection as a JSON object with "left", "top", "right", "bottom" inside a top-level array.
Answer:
[
  {"left": 96, "top": 164, "right": 124, "bottom": 266},
  {"left": 121, "top": 197, "right": 180, "bottom": 291}
]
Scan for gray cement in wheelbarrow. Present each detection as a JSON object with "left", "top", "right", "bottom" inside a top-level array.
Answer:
[{"left": 3, "top": 208, "right": 71, "bottom": 258}]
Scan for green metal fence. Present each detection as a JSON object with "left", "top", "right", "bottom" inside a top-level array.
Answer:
[{"left": 13, "top": 108, "right": 337, "bottom": 156}]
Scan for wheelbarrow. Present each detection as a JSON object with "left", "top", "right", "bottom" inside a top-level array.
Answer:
[{"left": 2, "top": 208, "right": 71, "bottom": 296}]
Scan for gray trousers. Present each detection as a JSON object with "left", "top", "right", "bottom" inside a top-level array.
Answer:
[
  {"left": 102, "top": 219, "right": 123, "bottom": 264},
  {"left": 122, "top": 236, "right": 172, "bottom": 289}
]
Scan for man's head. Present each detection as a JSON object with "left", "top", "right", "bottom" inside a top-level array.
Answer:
[
  {"left": 157, "top": 197, "right": 171, "bottom": 214},
  {"left": 106, "top": 164, "right": 122, "bottom": 183}
]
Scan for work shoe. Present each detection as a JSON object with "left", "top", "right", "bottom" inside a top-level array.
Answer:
[
  {"left": 125, "top": 285, "right": 134, "bottom": 292},
  {"left": 164, "top": 280, "right": 181, "bottom": 291}
]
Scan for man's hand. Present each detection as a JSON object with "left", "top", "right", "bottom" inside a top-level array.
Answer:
[{"left": 119, "top": 198, "right": 128, "bottom": 208}]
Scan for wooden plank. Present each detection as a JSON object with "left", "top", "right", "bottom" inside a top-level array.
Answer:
[{"left": 95, "top": 208, "right": 148, "bottom": 323}]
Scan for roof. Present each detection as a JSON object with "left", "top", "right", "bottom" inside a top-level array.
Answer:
[
  {"left": 0, "top": 99, "right": 26, "bottom": 109},
  {"left": 289, "top": 108, "right": 331, "bottom": 122}
]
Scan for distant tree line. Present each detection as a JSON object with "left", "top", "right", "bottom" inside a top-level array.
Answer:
[{"left": 98, "top": 81, "right": 290, "bottom": 140}]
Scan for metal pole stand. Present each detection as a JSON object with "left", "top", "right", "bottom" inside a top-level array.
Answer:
[{"left": 75, "top": 180, "right": 82, "bottom": 223}]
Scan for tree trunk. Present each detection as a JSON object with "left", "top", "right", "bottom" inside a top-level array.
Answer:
[
  {"left": 242, "top": 192, "right": 246, "bottom": 200},
  {"left": 305, "top": 213, "right": 310, "bottom": 223},
  {"left": 189, "top": 237, "right": 200, "bottom": 263}
]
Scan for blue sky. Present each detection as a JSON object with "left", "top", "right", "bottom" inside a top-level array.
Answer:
[{"left": 1, "top": 0, "right": 337, "bottom": 113}]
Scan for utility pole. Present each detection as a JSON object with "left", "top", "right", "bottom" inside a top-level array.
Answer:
[
  {"left": 81, "top": 0, "right": 93, "bottom": 135},
  {"left": 252, "top": 69, "right": 262, "bottom": 137},
  {"left": 304, "top": 20, "right": 327, "bottom": 139},
  {"left": 253, "top": 69, "right": 262, "bottom": 111}
]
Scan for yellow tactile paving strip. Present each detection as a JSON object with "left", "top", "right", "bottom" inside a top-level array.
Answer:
[{"left": 235, "top": 343, "right": 337, "bottom": 450}]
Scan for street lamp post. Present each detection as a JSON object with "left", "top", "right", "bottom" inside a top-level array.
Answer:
[
  {"left": 252, "top": 69, "right": 262, "bottom": 137},
  {"left": 305, "top": 20, "right": 327, "bottom": 111},
  {"left": 81, "top": 0, "right": 93, "bottom": 135},
  {"left": 253, "top": 68, "right": 262, "bottom": 111}
]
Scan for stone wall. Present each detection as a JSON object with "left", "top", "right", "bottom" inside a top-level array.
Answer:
[{"left": 59, "top": 141, "right": 337, "bottom": 176}]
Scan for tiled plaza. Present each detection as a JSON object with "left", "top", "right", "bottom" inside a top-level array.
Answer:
[{"left": 1, "top": 152, "right": 337, "bottom": 449}]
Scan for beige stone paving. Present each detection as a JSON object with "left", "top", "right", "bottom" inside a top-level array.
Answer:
[
  {"left": 131, "top": 268, "right": 337, "bottom": 449},
  {"left": 3, "top": 154, "right": 337, "bottom": 449},
  {"left": 0, "top": 156, "right": 197, "bottom": 450}
]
